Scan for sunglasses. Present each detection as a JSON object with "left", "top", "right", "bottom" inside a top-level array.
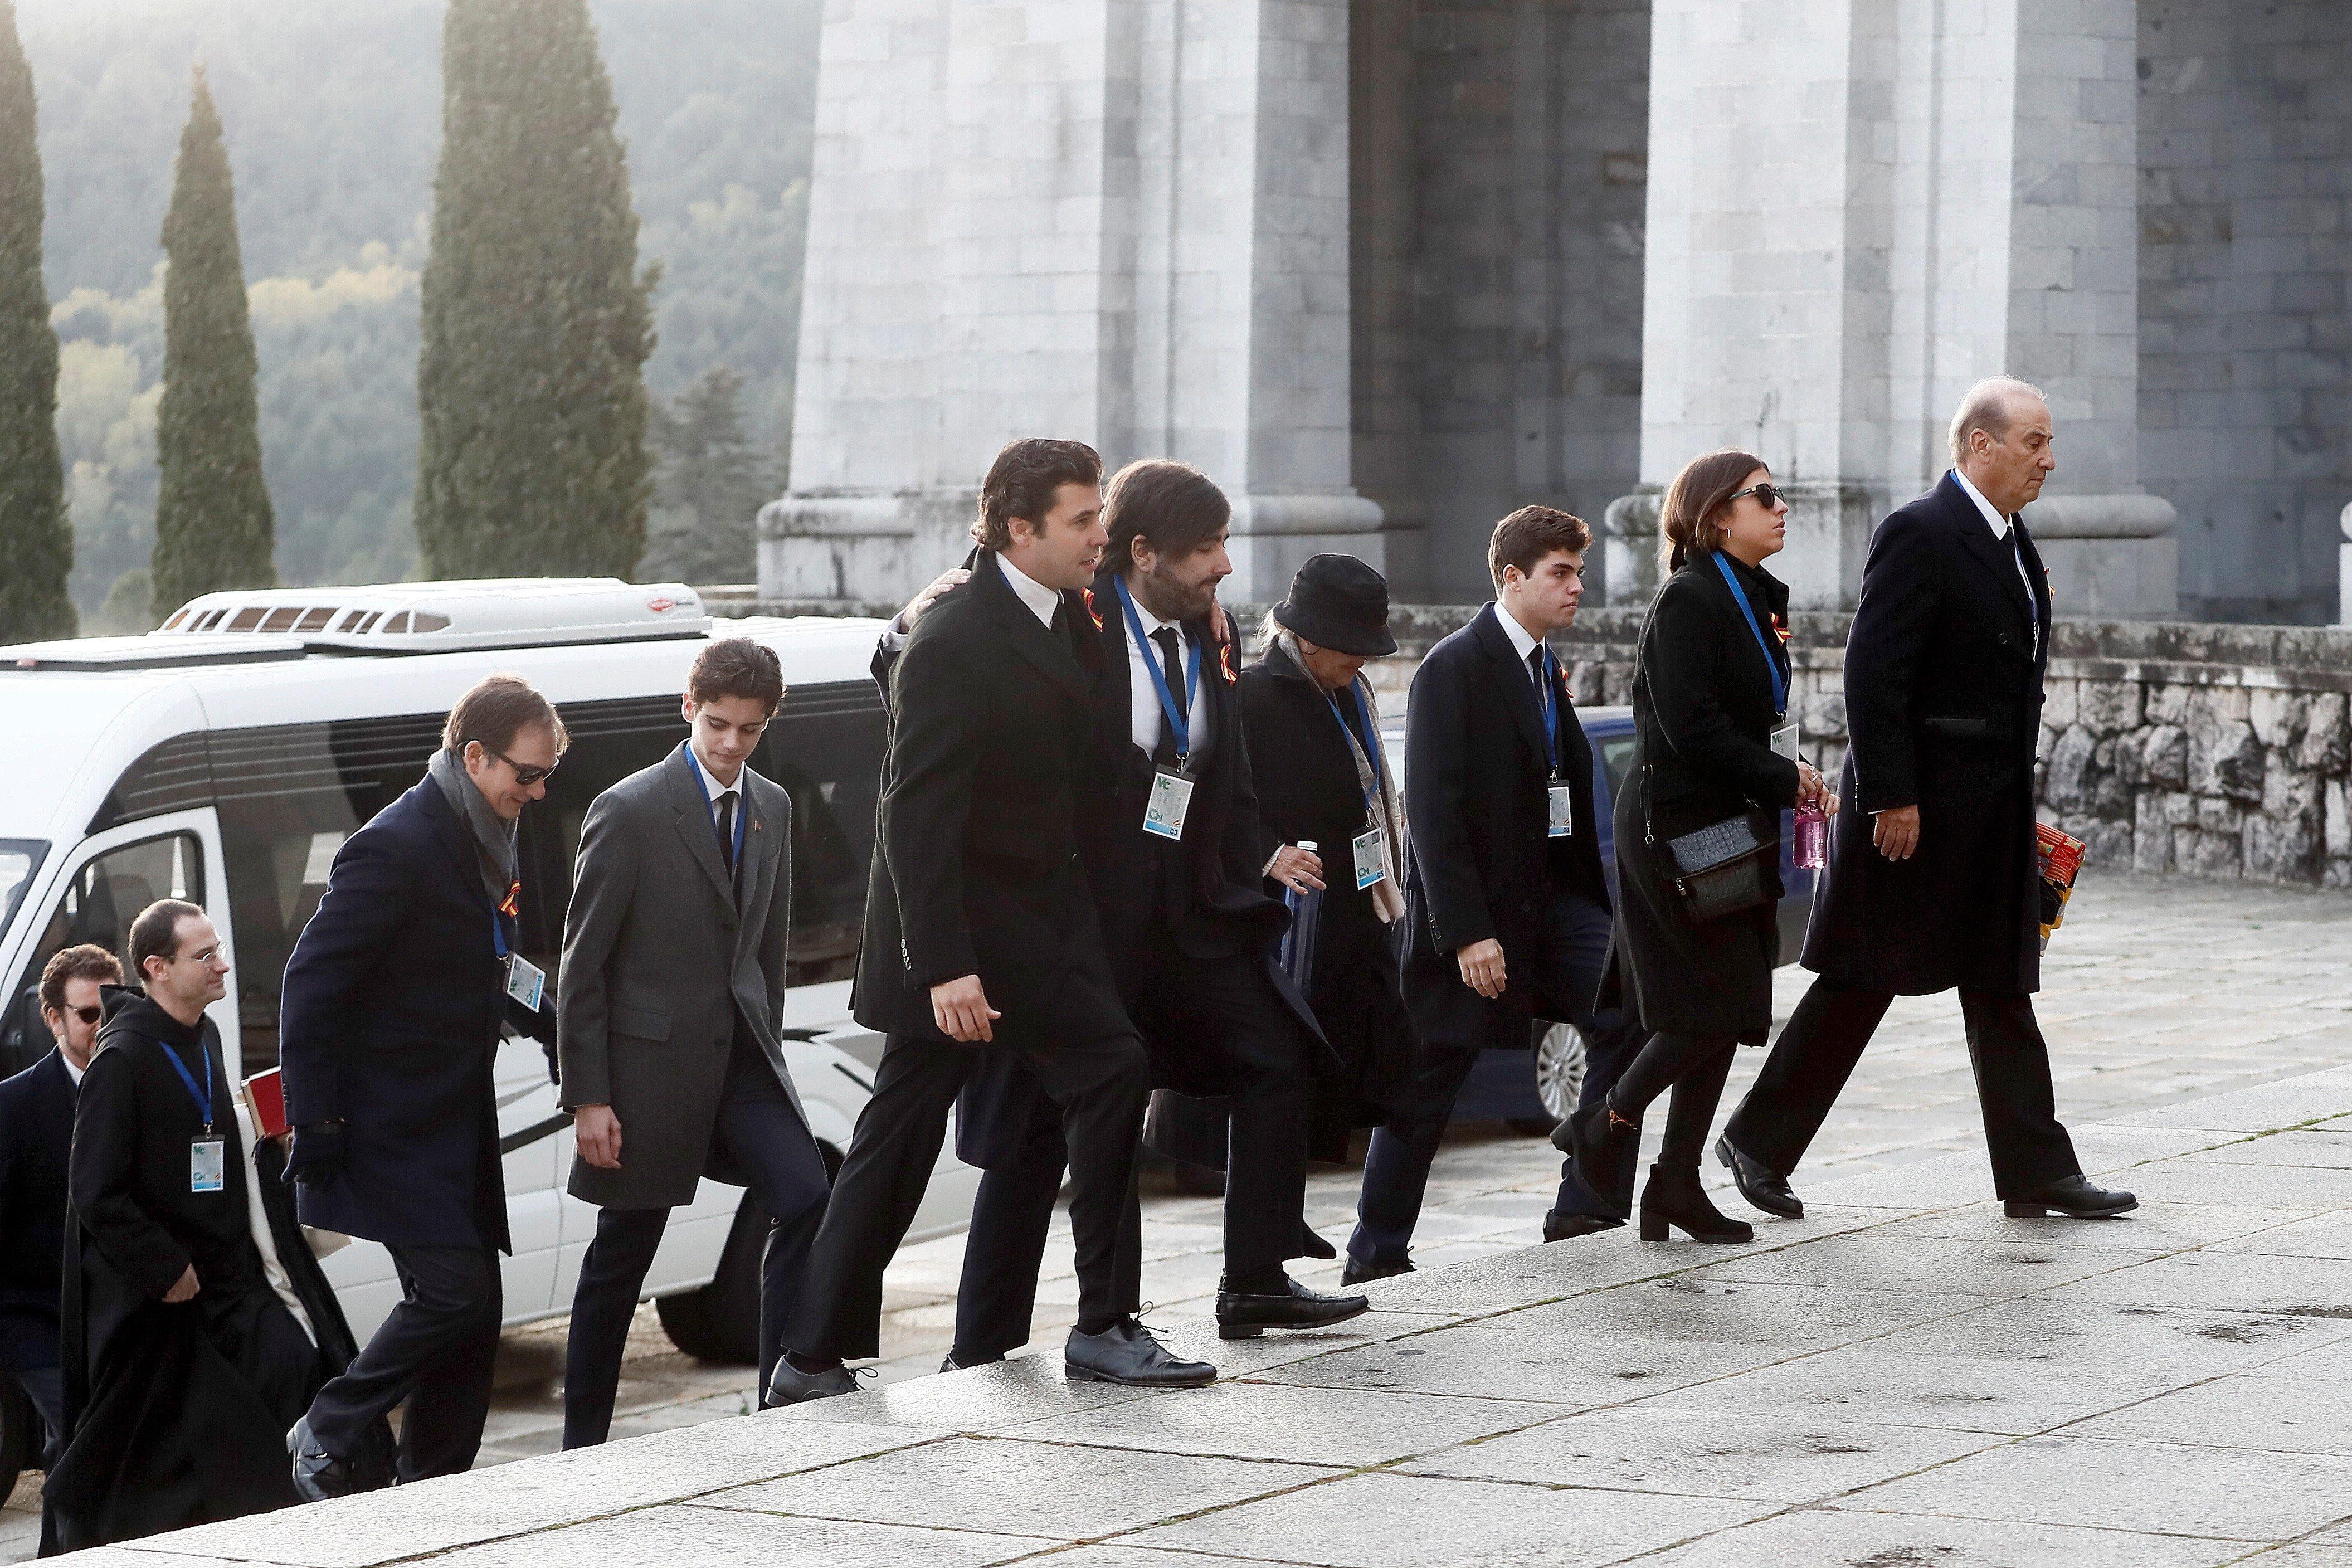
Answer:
[
  {"left": 486, "top": 747, "right": 559, "bottom": 787},
  {"left": 63, "top": 1003, "right": 100, "bottom": 1025},
  {"left": 1728, "top": 482, "right": 1786, "bottom": 511}
]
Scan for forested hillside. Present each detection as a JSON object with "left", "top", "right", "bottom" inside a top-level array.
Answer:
[{"left": 17, "top": 0, "right": 818, "bottom": 620}]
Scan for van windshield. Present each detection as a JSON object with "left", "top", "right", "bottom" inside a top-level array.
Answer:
[{"left": 0, "top": 840, "right": 45, "bottom": 934}]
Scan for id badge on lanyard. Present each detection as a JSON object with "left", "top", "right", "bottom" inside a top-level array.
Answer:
[
  {"left": 1547, "top": 776, "right": 1575, "bottom": 838},
  {"left": 491, "top": 892, "right": 546, "bottom": 1011},
  {"left": 190, "top": 1136, "right": 226, "bottom": 1194},
  {"left": 1770, "top": 719, "right": 1800, "bottom": 762},
  {"left": 1145, "top": 767, "right": 1195, "bottom": 840},
  {"left": 1350, "top": 825, "right": 1389, "bottom": 890}
]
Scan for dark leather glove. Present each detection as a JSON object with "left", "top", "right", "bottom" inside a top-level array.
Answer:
[{"left": 283, "top": 1121, "right": 347, "bottom": 1188}]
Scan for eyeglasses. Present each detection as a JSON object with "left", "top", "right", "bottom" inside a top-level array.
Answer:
[
  {"left": 485, "top": 747, "right": 559, "bottom": 787},
  {"left": 1728, "top": 482, "right": 1786, "bottom": 511}
]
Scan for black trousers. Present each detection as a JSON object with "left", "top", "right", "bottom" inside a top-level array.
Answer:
[
  {"left": 1604, "top": 1031, "right": 1740, "bottom": 1169},
  {"left": 1725, "top": 976, "right": 2081, "bottom": 1198},
  {"left": 950, "top": 1115, "right": 1068, "bottom": 1363},
  {"left": 303, "top": 1242, "right": 502, "bottom": 1482},
  {"left": 562, "top": 1041, "right": 832, "bottom": 1448},
  {"left": 1355, "top": 887, "right": 1634, "bottom": 1265},
  {"left": 785, "top": 1028, "right": 1148, "bottom": 1362}
]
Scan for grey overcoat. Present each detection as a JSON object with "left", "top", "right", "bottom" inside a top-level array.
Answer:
[{"left": 558, "top": 742, "right": 810, "bottom": 1209}]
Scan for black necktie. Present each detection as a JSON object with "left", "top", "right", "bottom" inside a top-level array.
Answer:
[
  {"left": 715, "top": 791, "right": 737, "bottom": 877},
  {"left": 1050, "top": 601, "right": 1065, "bottom": 637},
  {"left": 1152, "top": 626, "right": 1189, "bottom": 764}
]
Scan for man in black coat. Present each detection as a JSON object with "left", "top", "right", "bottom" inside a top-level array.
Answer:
[
  {"left": 768, "top": 439, "right": 1207, "bottom": 1401},
  {"left": 280, "top": 675, "right": 566, "bottom": 1497},
  {"left": 42, "top": 904, "right": 318, "bottom": 1552},
  {"left": 0, "top": 945, "right": 120, "bottom": 1461},
  {"left": 1721, "top": 379, "right": 2134, "bottom": 1220},
  {"left": 908, "top": 461, "right": 1362, "bottom": 1365},
  {"left": 1355, "top": 507, "right": 1646, "bottom": 1281}
]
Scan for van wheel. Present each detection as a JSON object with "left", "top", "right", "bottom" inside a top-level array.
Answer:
[
  {"left": 0, "top": 1370, "right": 35, "bottom": 1503},
  {"left": 655, "top": 1145, "right": 844, "bottom": 1365}
]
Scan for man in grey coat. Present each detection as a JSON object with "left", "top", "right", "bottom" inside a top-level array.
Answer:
[{"left": 556, "top": 637, "right": 831, "bottom": 1446}]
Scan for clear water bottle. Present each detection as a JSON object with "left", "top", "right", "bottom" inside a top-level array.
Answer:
[
  {"left": 1278, "top": 841, "right": 1322, "bottom": 994},
  {"left": 1793, "top": 803, "right": 1827, "bottom": 870}
]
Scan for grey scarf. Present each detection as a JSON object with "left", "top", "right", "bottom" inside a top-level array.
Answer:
[
  {"left": 429, "top": 746, "right": 518, "bottom": 904},
  {"left": 1272, "top": 629, "right": 1408, "bottom": 925}
]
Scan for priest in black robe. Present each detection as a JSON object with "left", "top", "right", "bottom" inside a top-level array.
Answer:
[{"left": 41, "top": 900, "right": 323, "bottom": 1554}]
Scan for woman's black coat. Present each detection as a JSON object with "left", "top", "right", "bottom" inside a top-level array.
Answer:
[
  {"left": 1236, "top": 641, "right": 1416, "bottom": 1152},
  {"left": 1604, "top": 552, "right": 1802, "bottom": 1040}
]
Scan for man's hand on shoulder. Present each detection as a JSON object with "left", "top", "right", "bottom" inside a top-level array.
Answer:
[
  {"left": 930, "top": 973, "right": 1000, "bottom": 1043},
  {"left": 573, "top": 1104, "right": 623, "bottom": 1170},
  {"left": 1872, "top": 804, "right": 1920, "bottom": 860},
  {"left": 902, "top": 568, "right": 971, "bottom": 632}
]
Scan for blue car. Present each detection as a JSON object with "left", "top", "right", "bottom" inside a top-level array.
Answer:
[{"left": 1380, "top": 708, "right": 1816, "bottom": 1134}]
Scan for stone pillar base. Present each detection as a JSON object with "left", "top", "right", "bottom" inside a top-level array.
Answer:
[
  {"left": 1224, "top": 493, "right": 1387, "bottom": 605},
  {"left": 757, "top": 489, "right": 980, "bottom": 607}
]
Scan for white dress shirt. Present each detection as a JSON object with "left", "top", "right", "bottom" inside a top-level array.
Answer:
[
  {"left": 62, "top": 1051, "right": 85, "bottom": 1089},
  {"left": 1493, "top": 600, "right": 1552, "bottom": 694},
  {"left": 1122, "top": 591, "right": 1211, "bottom": 762},
  {"left": 1950, "top": 467, "right": 2041, "bottom": 649},
  {"left": 995, "top": 552, "right": 1061, "bottom": 630}
]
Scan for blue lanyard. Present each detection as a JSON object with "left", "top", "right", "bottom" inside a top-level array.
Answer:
[
  {"left": 1326, "top": 681, "right": 1383, "bottom": 808},
  {"left": 682, "top": 742, "right": 748, "bottom": 875},
  {"left": 1712, "top": 553, "right": 1788, "bottom": 715},
  {"left": 158, "top": 1034, "right": 216, "bottom": 1133},
  {"left": 1112, "top": 576, "right": 1201, "bottom": 767},
  {"left": 1532, "top": 645, "right": 1561, "bottom": 777}
]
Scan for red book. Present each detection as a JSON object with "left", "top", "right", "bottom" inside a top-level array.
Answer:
[{"left": 244, "top": 1067, "right": 289, "bottom": 1140}]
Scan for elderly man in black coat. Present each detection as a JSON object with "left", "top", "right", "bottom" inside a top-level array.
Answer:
[
  {"left": 43, "top": 905, "right": 319, "bottom": 1552},
  {"left": 279, "top": 675, "right": 566, "bottom": 1497},
  {"left": 1720, "top": 378, "right": 2135, "bottom": 1220},
  {"left": 1356, "top": 507, "right": 1648, "bottom": 1282}
]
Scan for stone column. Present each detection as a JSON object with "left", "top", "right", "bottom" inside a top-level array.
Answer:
[
  {"left": 763, "top": 0, "right": 1383, "bottom": 607},
  {"left": 1619, "top": 0, "right": 2175, "bottom": 616}
]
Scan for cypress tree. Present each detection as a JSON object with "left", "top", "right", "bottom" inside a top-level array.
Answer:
[
  {"left": 152, "top": 67, "right": 275, "bottom": 619},
  {"left": 642, "top": 366, "right": 767, "bottom": 583},
  {"left": 0, "top": 0, "right": 74, "bottom": 641},
  {"left": 415, "top": 0, "right": 655, "bottom": 580}
]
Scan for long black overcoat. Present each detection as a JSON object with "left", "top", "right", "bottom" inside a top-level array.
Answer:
[
  {"left": 279, "top": 778, "right": 527, "bottom": 1253},
  {"left": 0, "top": 1048, "right": 72, "bottom": 1377},
  {"left": 849, "top": 549, "right": 1131, "bottom": 1059},
  {"left": 1603, "top": 553, "right": 1801, "bottom": 1040},
  {"left": 1237, "top": 640, "right": 1416, "bottom": 1153},
  {"left": 1399, "top": 604, "right": 1611, "bottom": 1055},
  {"left": 1800, "top": 473, "right": 2052, "bottom": 996}
]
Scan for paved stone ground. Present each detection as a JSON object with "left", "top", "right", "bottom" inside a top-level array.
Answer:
[{"left": 12, "top": 870, "right": 2352, "bottom": 1562}]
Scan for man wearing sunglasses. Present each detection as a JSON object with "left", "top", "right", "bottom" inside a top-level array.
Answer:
[
  {"left": 0, "top": 944, "right": 121, "bottom": 1467},
  {"left": 281, "top": 674, "right": 567, "bottom": 1499}
]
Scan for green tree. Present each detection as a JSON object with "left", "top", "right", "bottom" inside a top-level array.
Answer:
[
  {"left": 0, "top": 0, "right": 73, "bottom": 641},
  {"left": 641, "top": 366, "right": 772, "bottom": 583},
  {"left": 152, "top": 68, "right": 275, "bottom": 619},
  {"left": 415, "top": 0, "right": 656, "bottom": 580}
]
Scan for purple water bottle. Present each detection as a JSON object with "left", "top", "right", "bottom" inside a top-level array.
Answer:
[{"left": 1793, "top": 803, "right": 1827, "bottom": 870}]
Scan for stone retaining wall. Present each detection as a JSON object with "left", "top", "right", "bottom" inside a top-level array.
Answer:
[{"left": 728, "top": 597, "right": 2352, "bottom": 890}]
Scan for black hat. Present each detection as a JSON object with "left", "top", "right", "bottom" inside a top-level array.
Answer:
[{"left": 1272, "top": 553, "right": 1397, "bottom": 658}]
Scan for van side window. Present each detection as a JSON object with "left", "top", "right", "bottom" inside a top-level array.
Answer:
[{"left": 0, "top": 832, "right": 204, "bottom": 1077}]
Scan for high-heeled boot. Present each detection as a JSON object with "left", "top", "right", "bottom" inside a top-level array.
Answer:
[
  {"left": 1638, "top": 1163, "right": 1754, "bottom": 1244},
  {"left": 1562, "top": 1098, "right": 1640, "bottom": 1218}
]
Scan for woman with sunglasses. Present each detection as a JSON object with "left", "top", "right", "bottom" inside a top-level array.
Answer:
[{"left": 1561, "top": 450, "right": 1836, "bottom": 1240}]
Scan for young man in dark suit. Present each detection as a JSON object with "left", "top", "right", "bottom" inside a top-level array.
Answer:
[
  {"left": 925, "top": 461, "right": 1365, "bottom": 1364},
  {"left": 1351, "top": 507, "right": 1646, "bottom": 1282},
  {"left": 557, "top": 637, "right": 830, "bottom": 1444},
  {"left": 280, "top": 676, "right": 565, "bottom": 1497},
  {"left": 0, "top": 945, "right": 120, "bottom": 1461},
  {"left": 768, "top": 439, "right": 1207, "bottom": 1402},
  {"left": 1721, "top": 379, "right": 2134, "bottom": 1220}
]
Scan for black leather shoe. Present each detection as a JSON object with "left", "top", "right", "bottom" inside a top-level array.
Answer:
[
  {"left": 1340, "top": 1254, "right": 1414, "bottom": 1287},
  {"left": 1065, "top": 1319, "right": 1217, "bottom": 1386},
  {"left": 764, "top": 1356, "right": 858, "bottom": 1406},
  {"left": 2004, "top": 1174, "right": 2137, "bottom": 1219},
  {"left": 1298, "top": 1221, "right": 1337, "bottom": 1260},
  {"left": 1215, "top": 1277, "right": 1371, "bottom": 1339},
  {"left": 939, "top": 1350, "right": 1003, "bottom": 1374},
  {"left": 288, "top": 1416, "right": 363, "bottom": 1504},
  {"left": 1639, "top": 1163, "right": 1754, "bottom": 1243},
  {"left": 1716, "top": 1133, "right": 1803, "bottom": 1219},
  {"left": 1563, "top": 1100, "right": 1638, "bottom": 1218},
  {"left": 1542, "top": 1210, "right": 1624, "bottom": 1243}
]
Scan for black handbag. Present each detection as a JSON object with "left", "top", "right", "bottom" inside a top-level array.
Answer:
[{"left": 1651, "top": 791, "right": 1779, "bottom": 924}]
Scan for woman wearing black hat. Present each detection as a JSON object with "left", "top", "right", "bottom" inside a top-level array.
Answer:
[
  {"left": 1564, "top": 449, "right": 1837, "bottom": 1241},
  {"left": 1240, "top": 554, "right": 1419, "bottom": 1169}
]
